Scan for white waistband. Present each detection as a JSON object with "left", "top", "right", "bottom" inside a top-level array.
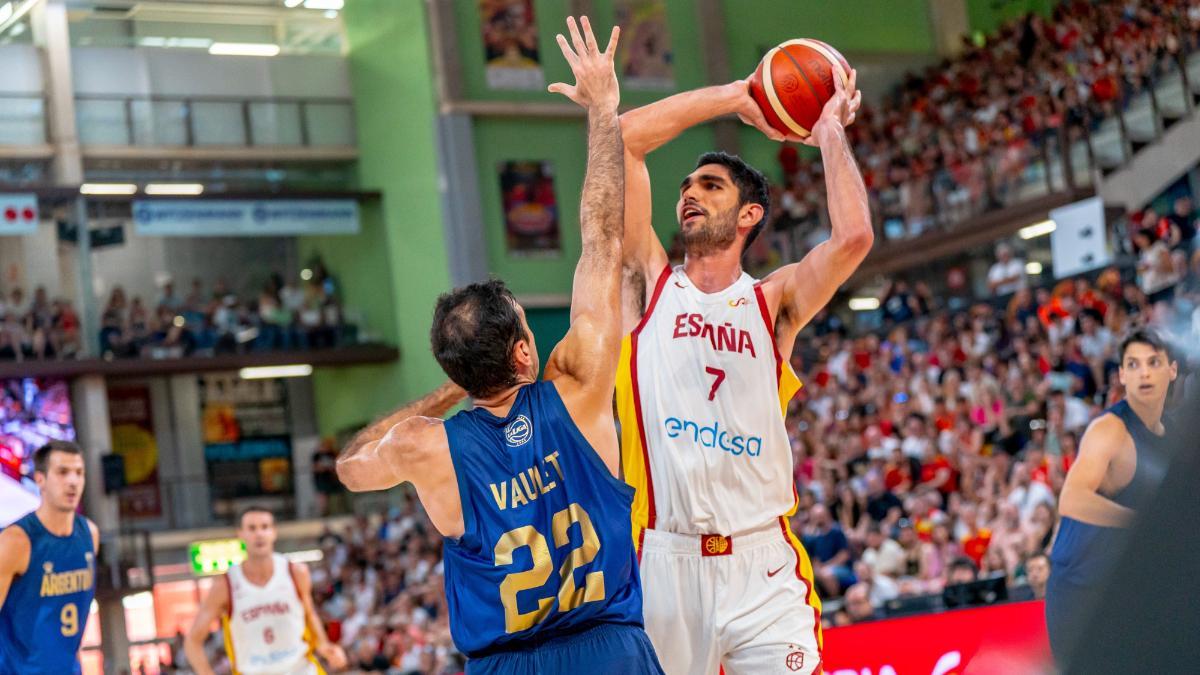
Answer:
[{"left": 640, "top": 519, "right": 786, "bottom": 556}]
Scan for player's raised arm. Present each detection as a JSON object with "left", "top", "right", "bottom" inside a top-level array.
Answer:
[
  {"left": 1059, "top": 414, "right": 1137, "bottom": 527},
  {"left": 335, "top": 381, "right": 465, "bottom": 492},
  {"left": 616, "top": 72, "right": 804, "bottom": 318},
  {"left": 543, "top": 16, "right": 625, "bottom": 405},
  {"left": 763, "top": 68, "right": 873, "bottom": 354}
]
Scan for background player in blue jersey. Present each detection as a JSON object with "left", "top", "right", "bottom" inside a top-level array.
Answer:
[
  {"left": 337, "top": 16, "right": 663, "bottom": 675},
  {"left": 0, "top": 441, "right": 100, "bottom": 675},
  {"left": 1046, "top": 328, "right": 1177, "bottom": 666}
]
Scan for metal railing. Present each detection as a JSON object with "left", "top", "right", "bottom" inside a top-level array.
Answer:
[
  {"left": 0, "top": 92, "right": 48, "bottom": 145},
  {"left": 74, "top": 94, "right": 356, "bottom": 148}
]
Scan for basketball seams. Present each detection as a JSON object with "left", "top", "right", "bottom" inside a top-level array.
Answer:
[
  {"left": 759, "top": 47, "right": 810, "bottom": 137},
  {"left": 775, "top": 46, "right": 825, "bottom": 133},
  {"left": 782, "top": 38, "right": 849, "bottom": 87}
]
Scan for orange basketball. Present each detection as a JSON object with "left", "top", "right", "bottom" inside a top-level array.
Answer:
[{"left": 748, "top": 39, "right": 851, "bottom": 139}]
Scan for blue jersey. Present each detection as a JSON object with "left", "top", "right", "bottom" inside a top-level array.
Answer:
[
  {"left": 0, "top": 512, "right": 95, "bottom": 675},
  {"left": 1050, "top": 399, "right": 1169, "bottom": 586},
  {"left": 442, "top": 381, "right": 643, "bottom": 658},
  {"left": 1046, "top": 399, "right": 1170, "bottom": 664}
]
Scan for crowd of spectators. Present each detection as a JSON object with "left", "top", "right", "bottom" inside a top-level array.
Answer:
[
  {"left": 2, "top": 262, "right": 353, "bottom": 362},
  {"left": 307, "top": 506, "right": 459, "bottom": 674},
  {"left": 768, "top": 0, "right": 1200, "bottom": 260},
  {"left": 0, "top": 286, "right": 82, "bottom": 361},
  {"left": 787, "top": 250, "right": 1197, "bottom": 627},
  {"left": 97, "top": 263, "right": 347, "bottom": 359}
]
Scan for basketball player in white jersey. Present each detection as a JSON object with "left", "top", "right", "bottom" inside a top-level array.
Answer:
[
  {"left": 184, "top": 506, "right": 347, "bottom": 675},
  {"left": 614, "top": 66, "right": 870, "bottom": 673}
]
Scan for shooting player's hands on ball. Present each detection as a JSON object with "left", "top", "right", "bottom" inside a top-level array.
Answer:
[
  {"left": 802, "top": 67, "right": 861, "bottom": 147},
  {"left": 732, "top": 78, "right": 805, "bottom": 144},
  {"left": 548, "top": 16, "right": 620, "bottom": 113}
]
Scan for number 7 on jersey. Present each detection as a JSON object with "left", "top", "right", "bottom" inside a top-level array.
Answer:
[{"left": 705, "top": 367, "right": 726, "bottom": 401}]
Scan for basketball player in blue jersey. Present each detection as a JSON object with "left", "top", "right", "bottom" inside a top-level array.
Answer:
[
  {"left": 1046, "top": 328, "right": 1177, "bottom": 666},
  {"left": 0, "top": 441, "right": 100, "bottom": 675},
  {"left": 337, "top": 16, "right": 663, "bottom": 675}
]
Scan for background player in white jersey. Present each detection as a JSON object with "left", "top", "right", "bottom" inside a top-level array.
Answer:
[
  {"left": 184, "top": 506, "right": 347, "bottom": 675},
  {"left": 614, "top": 65, "right": 872, "bottom": 673}
]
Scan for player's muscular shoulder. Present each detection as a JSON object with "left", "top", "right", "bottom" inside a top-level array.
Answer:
[{"left": 0, "top": 526, "right": 32, "bottom": 575}]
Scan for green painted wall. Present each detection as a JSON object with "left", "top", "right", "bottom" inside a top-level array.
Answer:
[
  {"left": 454, "top": 0, "right": 708, "bottom": 106},
  {"left": 300, "top": 0, "right": 453, "bottom": 436},
  {"left": 722, "top": 0, "right": 936, "bottom": 79},
  {"left": 475, "top": 116, "right": 715, "bottom": 296},
  {"left": 469, "top": 0, "right": 937, "bottom": 297},
  {"left": 966, "top": 0, "right": 1060, "bottom": 36}
]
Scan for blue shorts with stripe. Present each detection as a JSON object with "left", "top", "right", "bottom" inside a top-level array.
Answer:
[{"left": 467, "top": 622, "right": 664, "bottom": 675}]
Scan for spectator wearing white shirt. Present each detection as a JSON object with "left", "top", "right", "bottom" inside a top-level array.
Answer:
[
  {"left": 861, "top": 524, "right": 907, "bottom": 580},
  {"left": 1006, "top": 462, "right": 1057, "bottom": 522},
  {"left": 987, "top": 243, "right": 1028, "bottom": 296}
]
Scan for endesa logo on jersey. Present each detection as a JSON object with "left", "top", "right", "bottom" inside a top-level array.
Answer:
[{"left": 664, "top": 417, "right": 762, "bottom": 457}]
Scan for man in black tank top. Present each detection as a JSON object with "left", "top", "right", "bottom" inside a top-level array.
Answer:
[{"left": 1047, "top": 328, "right": 1178, "bottom": 668}]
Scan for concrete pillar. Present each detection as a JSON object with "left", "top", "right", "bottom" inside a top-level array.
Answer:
[
  {"left": 695, "top": 0, "right": 740, "bottom": 154},
  {"left": 927, "top": 0, "right": 972, "bottom": 59},
  {"left": 70, "top": 375, "right": 131, "bottom": 674},
  {"left": 98, "top": 597, "right": 131, "bottom": 675},
  {"left": 166, "top": 375, "right": 211, "bottom": 530},
  {"left": 73, "top": 375, "right": 117, "bottom": 535},
  {"left": 35, "top": 0, "right": 83, "bottom": 185},
  {"left": 286, "top": 377, "right": 319, "bottom": 520}
]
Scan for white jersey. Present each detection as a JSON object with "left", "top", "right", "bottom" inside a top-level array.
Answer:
[
  {"left": 616, "top": 265, "right": 802, "bottom": 537},
  {"left": 222, "top": 554, "right": 321, "bottom": 675}
]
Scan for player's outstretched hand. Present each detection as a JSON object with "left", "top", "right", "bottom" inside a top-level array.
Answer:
[
  {"left": 317, "top": 642, "right": 348, "bottom": 671},
  {"left": 804, "top": 67, "right": 860, "bottom": 146},
  {"left": 548, "top": 16, "right": 620, "bottom": 113}
]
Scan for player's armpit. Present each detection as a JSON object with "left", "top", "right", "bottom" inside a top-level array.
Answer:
[{"left": 0, "top": 527, "right": 32, "bottom": 610}]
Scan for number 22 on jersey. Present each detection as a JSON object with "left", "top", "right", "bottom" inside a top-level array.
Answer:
[{"left": 494, "top": 502, "right": 605, "bottom": 633}]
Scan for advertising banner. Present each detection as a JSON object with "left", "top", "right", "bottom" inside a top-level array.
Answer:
[
  {"left": 823, "top": 601, "right": 1050, "bottom": 674},
  {"left": 133, "top": 199, "right": 359, "bottom": 236},
  {"left": 107, "top": 385, "right": 163, "bottom": 519}
]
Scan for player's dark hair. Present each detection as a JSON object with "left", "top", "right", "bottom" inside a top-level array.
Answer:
[
  {"left": 431, "top": 279, "right": 525, "bottom": 399},
  {"left": 949, "top": 556, "right": 979, "bottom": 579},
  {"left": 1119, "top": 327, "right": 1174, "bottom": 363},
  {"left": 695, "top": 151, "right": 770, "bottom": 255},
  {"left": 237, "top": 505, "right": 274, "bottom": 527},
  {"left": 33, "top": 440, "right": 82, "bottom": 475}
]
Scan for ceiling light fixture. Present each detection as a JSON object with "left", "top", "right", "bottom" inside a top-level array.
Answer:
[
  {"left": 208, "top": 42, "right": 281, "bottom": 57},
  {"left": 145, "top": 183, "right": 205, "bottom": 196},
  {"left": 81, "top": 183, "right": 138, "bottom": 195}
]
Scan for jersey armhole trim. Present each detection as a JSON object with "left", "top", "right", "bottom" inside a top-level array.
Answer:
[
  {"left": 223, "top": 573, "right": 234, "bottom": 619},
  {"left": 631, "top": 264, "right": 672, "bottom": 337},
  {"left": 753, "top": 282, "right": 784, "bottom": 383},
  {"left": 441, "top": 418, "right": 476, "bottom": 548}
]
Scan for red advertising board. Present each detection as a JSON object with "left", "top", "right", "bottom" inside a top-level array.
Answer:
[{"left": 822, "top": 601, "right": 1051, "bottom": 675}]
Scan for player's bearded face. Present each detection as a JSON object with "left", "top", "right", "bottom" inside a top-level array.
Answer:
[{"left": 679, "top": 202, "right": 739, "bottom": 257}]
